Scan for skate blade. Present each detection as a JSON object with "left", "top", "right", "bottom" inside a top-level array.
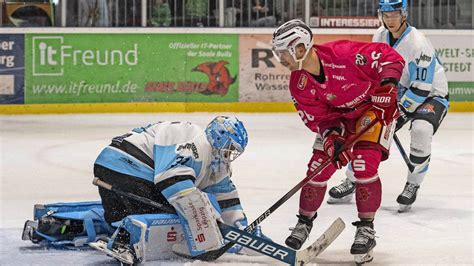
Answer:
[
  {"left": 89, "top": 239, "right": 135, "bottom": 265},
  {"left": 22, "top": 220, "right": 38, "bottom": 241},
  {"left": 398, "top": 204, "right": 412, "bottom": 213},
  {"left": 327, "top": 193, "right": 354, "bottom": 204},
  {"left": 354, "top": 250, "right": 373, "bottom": 265}
]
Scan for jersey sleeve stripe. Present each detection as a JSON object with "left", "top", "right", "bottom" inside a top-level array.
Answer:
[
  {"left": 111, "top": 140, "right": 154, "bottom": 168},
  {"left": 156, "top": 175, "right": 196, "bottom": 195}
]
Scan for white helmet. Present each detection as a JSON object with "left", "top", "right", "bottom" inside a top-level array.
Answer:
[{"left": 272, "top": 19, "right": 313, "bottom": 67}]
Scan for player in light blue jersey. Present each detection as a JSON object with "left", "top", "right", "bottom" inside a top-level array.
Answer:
[
  {"left": 22, "top": 116, "right": 268, "bottom": 263},
  {"left": 327, "top": 0, "right": 449, "bottom": 213}
]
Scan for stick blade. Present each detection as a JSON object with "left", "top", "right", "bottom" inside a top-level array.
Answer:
[{"left": 295, "top": 217, "right": 345, "bottom": 265}]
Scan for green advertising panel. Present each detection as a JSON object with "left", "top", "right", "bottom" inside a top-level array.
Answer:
[
  {"left": 25, "top": 34, "right": 239, "bottom": 103},
  {"left": 448, "top": 82, "right": 474, "bottom": 102}
]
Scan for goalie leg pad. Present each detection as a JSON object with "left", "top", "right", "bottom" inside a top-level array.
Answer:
[
  {"left": 101, "top": 213, "right": 184, "bottom": 263},
  {"left": 164, "top": 185, "right": 224, "bottom": 257},
  {"left": 23, "top": 201, "right": 114, "bottom": 247}
]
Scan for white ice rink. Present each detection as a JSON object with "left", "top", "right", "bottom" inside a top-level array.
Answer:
[{"left": 1, "top": 112, "right": 473, "bottom": 265}]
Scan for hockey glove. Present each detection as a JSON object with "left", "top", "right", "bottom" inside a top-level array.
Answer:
[
  {"left": 371, "top": 85, "right": 399, "bottom": 126},
  {"left": 323, "top": 133, "right": 353, "bottom": 169}
]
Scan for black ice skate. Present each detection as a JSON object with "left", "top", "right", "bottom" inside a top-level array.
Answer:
[
  {"left": 397, "top": 182, "right": 420, "bottom": 213},
  {"left": 285, "top": 213, "right": 317, "bottom": 250},
  {"left": 22, "top": 216, "right": 83, "bottom": 244},
  {"left": 327, "top": 178, "right": 355, "bottom": 204},
  {"left": 351, "top": 221, "right": 376, "bottom": 265}
]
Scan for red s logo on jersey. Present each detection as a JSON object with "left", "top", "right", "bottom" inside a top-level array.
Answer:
[{"left": 297, "top": 75, "right": 308, "bottom": 90}]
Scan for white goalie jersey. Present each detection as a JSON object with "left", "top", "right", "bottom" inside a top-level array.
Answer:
[
  {"left": 95, "top": 121, "right": 230, "bottom": 187},
  {"left": 94, "top": 120, "right": 245, "bottom": 224},
  {"left": 373, "top": 26, "right": 448, "bottom": 111}
]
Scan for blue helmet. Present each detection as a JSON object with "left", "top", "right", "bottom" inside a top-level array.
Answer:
[
  {"left": 378, "top": 0, "right": 407, "bottom": 13},
  {"left": 205, "top": 116, "right": 248, "bottom": 162}
]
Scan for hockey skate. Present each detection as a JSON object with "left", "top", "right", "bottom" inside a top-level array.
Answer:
[
  {"left": 89, "top": 229, "right": 137, "bottom": 265},
  {"left": 327, "top": 178, "right": 355, "bottom": 204},
  {"left": 22, "top": 216, "right": 84, "bottom": 244},
  {"left": 22, "top": 220, "right": 39, "bottom": 242},
  {"left": 397, "top": 182, "right": 420, "bottom": 213},
  {"left": 285, "top": 214, "right": 317, "bottom": 250},
  {"left": 351, "top": 221, "right": 376, "bottom": 265}
]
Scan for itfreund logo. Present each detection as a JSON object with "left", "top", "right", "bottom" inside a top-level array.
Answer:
[{"left": 32, "top": 36, "right": 138, "bottom": 76}]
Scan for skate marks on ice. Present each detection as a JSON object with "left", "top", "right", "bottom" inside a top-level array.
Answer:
[
  {"left": 35, "top": 141, "right": 92, "bottom": 175},
  {"left": 379, "top": 198, "right": 472, "bottom": 221}
]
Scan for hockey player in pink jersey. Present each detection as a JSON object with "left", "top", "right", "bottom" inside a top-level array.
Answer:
[{"left": 272, "top": 19, "right": 405, "bottom": 264}]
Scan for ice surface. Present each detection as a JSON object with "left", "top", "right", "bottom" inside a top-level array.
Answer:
[{"left": 1, "top": 113, "right": 473, "bottom": 265}]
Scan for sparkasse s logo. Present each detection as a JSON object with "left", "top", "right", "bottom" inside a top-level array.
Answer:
[{"left": 32, "top": 36, "right": 139, "bottom": 76}]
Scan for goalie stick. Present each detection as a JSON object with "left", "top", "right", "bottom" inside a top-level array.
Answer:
[
  {"left": 189, "top": 115, "right": 381, "bottom": 262},
  {"left": 92, "top": 178, "right": 345, "bottom": 265},
  {"left": 217, "top": 218, "right": 345, "bottom": 265}
]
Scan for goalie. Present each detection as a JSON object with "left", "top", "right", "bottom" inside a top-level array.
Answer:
[{"left": 22, "top": 116, "right": 267, "bottom": 263}]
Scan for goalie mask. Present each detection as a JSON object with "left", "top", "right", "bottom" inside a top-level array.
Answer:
[
  {"left": 205, "top": 116, "right": 248, "bottom": 163},
  {"left": 272, "top": 19, "right": 313, "bottom": 70}
]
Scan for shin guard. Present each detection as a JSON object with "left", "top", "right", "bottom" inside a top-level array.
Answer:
[
  {"left": 352, "top": 147, "right": 382, "bottom": 218},
  {"left": 300, "top": 150, "right": 336, "bottom": 216}
]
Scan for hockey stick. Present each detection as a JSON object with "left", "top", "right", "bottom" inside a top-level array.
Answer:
[
  {"left": 92, "top": 177, "right": 176, "bottom": 214},
  {"left": 191, "top": 115, "right": 381, "bottom": 262},
  {"left": 92, "top": 177, "right": 345, "bottom": 265},
  {"left": 393, "top": 114, "right": 415, "bottom": 173},
  {"left": 218, "top": 218, "right": 345, "bottom": 265},
  {"left": 393, "top": 133, "right": 415, "bottom": 172}
]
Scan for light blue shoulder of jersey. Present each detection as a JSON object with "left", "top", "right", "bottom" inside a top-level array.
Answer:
[{"left": 371, "top": 25, "right": 413, "bottom": 47}]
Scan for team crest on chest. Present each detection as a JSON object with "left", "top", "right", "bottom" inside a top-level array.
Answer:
[
  {"left": 326, "top": 93, "right": 337, "bottom": 101},
  {"left": 297, "top": 74, "right": 308, "bottom": 90}
]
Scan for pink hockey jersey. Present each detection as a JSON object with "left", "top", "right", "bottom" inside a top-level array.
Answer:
[{"left": 289, "top": 40, "right": 404, "bottom": 135}]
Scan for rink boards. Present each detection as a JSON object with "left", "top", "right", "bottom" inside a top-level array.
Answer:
[{"left": 1, "top": 28, "right": 473, "bottom": 113}]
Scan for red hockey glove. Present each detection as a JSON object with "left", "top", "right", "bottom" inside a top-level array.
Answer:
[
  {"left": 371, "top": 85, "right": 400, "bottom": 125},
  {"left": 323, "top": 133, "right": 353, "bottom": 169}
]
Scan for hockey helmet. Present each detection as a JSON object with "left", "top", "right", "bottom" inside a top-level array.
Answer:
[
  {"left": 205, "top": 116, "right": 248, "bottom": 163},
  {"left": 378, "top": 0, "right": 408, "bottom": 16},
  {"left": 272, "top": 19, "right": 313, "bottom": 65}
]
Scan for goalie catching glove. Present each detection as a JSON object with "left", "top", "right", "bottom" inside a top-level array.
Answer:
[{"left": 371, "top": 85, "right": 399, "bottom": 125}]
